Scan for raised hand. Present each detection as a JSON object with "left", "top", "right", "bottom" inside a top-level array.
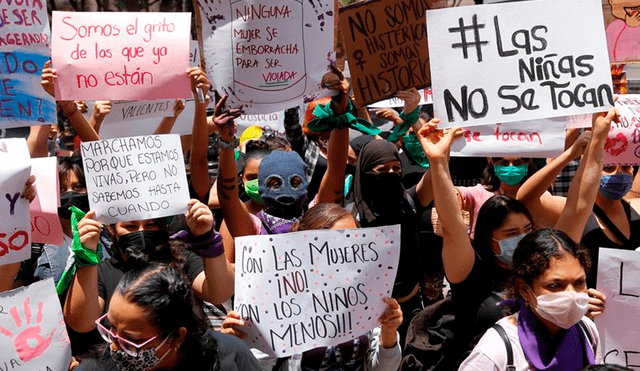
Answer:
[
  {"left": 185, "top": 199, "right": 214, "bottom": 236},
  {"left": 77, "top": 211, "right": 103, "bottom": 252}
]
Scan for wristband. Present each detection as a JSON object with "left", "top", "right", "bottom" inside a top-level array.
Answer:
[
  {"left": 387, "top": 108, "right": 420, "bottom": 142},
  {"left": 306, "top": 100, "right": 381, "bottom": 135},
  {"left": 189, "top": 229, "right": 225, "bottom": 258},
  {"left": 60, "top": 101, "right": 78, "bottom": 117},
  {"left": 216, "top": 135, "right": 239, "bottom": 149}
]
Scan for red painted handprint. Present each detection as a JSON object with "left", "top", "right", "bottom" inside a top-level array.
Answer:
[{"left": 0, "top": 298, "right": 54, "bottom": 362}]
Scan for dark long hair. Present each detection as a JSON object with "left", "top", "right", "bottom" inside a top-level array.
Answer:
[
  {"left": 115, "top": 263, "right": 219, "bottom": 371},
  {"left": 473, "top": 195, "right": 533, "bottom": 273},
  {"left": 291, "top": 203, "right": 358, "bottom": 232},
  {"left": 58, "top": 156, "right": 86, "bottom": 191},
  {"left": 509, "top": 228, "right": 591, "bottom": 300}
]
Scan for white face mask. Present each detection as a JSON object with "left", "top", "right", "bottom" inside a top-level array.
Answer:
[{"left": 533, "top": 291, "right": 589, "bottom": 329}]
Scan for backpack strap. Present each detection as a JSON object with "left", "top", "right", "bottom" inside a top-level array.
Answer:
[
  {"left": 492, "top": 324, "right": 515, "bottom": 371},
  {"left": 577, "top": 320, "right": 594, "bottom": 348}
]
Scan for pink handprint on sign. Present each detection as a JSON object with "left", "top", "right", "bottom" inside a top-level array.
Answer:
[{"left": 0, "top": 298, "right": 55, "bottom": 362}]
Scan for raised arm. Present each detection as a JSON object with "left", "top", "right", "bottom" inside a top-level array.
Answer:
[
  {"left": 88, "top": 100, "right": 112, "bottom": 135},
  {"left": 41, "top": 61, "right": 100, "bottom": 142},
  {"left": 516, "top": 130, "right": 591, "bottom": 228},
  {"left": 63, "top": 210, "right": 105, "bottom": 332},
  {"left": 187, "top": 67, "right": 214, "bottom": 202},
  {"left": 154, "top": 99, "right": 185, "bottom": 135},
  {"left": 416, "top": 122, "right": 474, "bottom": 284},
  {"left": 555, "top": 108, "right": 618, "bottom": 242}
]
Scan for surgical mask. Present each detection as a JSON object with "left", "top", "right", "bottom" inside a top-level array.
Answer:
[
  {"left": 402, "top": 133, "right": 429, "bottom": 169},
  {"left": 493, "top": 233, "right": 526, "bottom": 265},
  {"left": 533, "top": 291, "right": 589, "bottom": 329},
  {"left": 494, "top": 164, "right": 528, "bottom": 186},
  {"left": 244, "top": 179, "right": 263, "bottom": 204},
  {"left": 57, "top": 191, "right": 90, "bottom": 219},
  {"left": 110, "top": 335, "right": 171, "bottom": 371},
  {"left": 599, "top": 173, "right": 633, "bottom": 200}
]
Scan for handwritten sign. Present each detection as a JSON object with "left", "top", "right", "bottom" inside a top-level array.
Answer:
[
  {"left": 0, "top": 0, "right": 56, "bottom": 129},
  {"left": 0, "top": 139, "right": 30, "bottom": 159},
  {"left": 604, "top": 95, "right": 640, "bottom": 165},
  {"left": 0, "top": 162, "right": 31, "bottom": 266},
  {"left": 235, "top": 111, "right": 286, "bottom": 135},
  {"left": 596, "top": 248, "right": 640, "bottom": 368},
  {"left": 29, "top": 158, "right": 63, "bottom": 245},
  {"left": 367, "top": 88, "right": 433, "bottom": 109},
  {"left": 51, "top": 11, "right": 191, "bottom": 100},
  {"left": 0, "top": 278, "right": 71, "bottom": 370},
  {"left": 81, "top": 134, "right": 190, "bottom": 223},
  {"left": 339, "top": 0, "right": 432, "bottom": 107},
  {"left": 189, "top": 39, "right": 200, "bottom": 67},
  {"left": 197, "top": 0, "right": 334, "bottom": 113},
  {"left": 427, "top": 0, "right": 614, "bottom": 128},
  {"left": 109, "top": 99, "right": 175, "bottom": 124},
  {"left": 450, "top": 117, "right": 566, "bottom": 158},
  {"left": 100, "top": 99, "right": 195, "bottom": 138},
  {"left": 234, "top": 225, "right": 400, "bottom": 356},
  {"left": 566, "top": 114, "right": 592, "bottom": 129}
]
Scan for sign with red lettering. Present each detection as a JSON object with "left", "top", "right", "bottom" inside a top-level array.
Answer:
[
  {"left": 428, "top": 0, "right": 614, "bottom": 128},
  {"left": 51, "top": 11, "right": 191, "bottom": 100},
  {"left": 604, "top": 95, "right": 640, "bottom": 165},
  {"left": 29, "top": 157, "right": 63, "bottom": 245},
  {"left": 0, "top": 162, "right": 31, "bottom": 266},
  {"left": 450, "top": 117, "right": 566, "bottom": 158},
  {"left": 0, "top": 0, "right": 56, "bottom": 129},
  {"left": 0, "top": 278, "right": 72, "bottom": 370},
  {"left": 197, "top": 0, "right": 335, "bottom": 113},
  {"left": 80, "top": 134, "right": 190, "bottom": 223}
]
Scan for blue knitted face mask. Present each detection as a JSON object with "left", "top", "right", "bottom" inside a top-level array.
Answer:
[
  {"left": 258, "top": 151, "right": 308, "bottom": 219},
  {"left": 599, "top": 173, "right": 633, "bottom": 200}
]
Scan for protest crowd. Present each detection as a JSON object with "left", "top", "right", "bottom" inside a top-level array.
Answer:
[{"left": 2, "top": 0, "right": 640, "bottom": 371}]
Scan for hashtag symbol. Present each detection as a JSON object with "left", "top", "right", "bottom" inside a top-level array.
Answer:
[{"left": 448, "top": 15, "right": 488, "bottom": 63}]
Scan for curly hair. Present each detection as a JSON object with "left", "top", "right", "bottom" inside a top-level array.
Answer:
[
  {"left": 508, "top": 228, "right": 591, "bottom": 300},
  {"left": 115, "top": 263, "right": 219, "bottom": 371}
]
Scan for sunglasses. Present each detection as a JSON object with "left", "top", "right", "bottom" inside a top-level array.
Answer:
[{"left": 95, "top": 313, "right": 166, "bottom": 356}]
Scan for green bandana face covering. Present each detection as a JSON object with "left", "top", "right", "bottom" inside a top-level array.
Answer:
[
  {"left": 244, "top": 179, "right": 264, "bottom": 204},
  {"left": 402, "top": 133, "right": 429, "bottom": 169},
  {"left": 494, "top": 164, "right": 528, "bottom": 186}
]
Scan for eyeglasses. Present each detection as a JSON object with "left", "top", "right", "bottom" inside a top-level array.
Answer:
[{"left": 95, "top": 313, "right": 165, "bottom": 356}]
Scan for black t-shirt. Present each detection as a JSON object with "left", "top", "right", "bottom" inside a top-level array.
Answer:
[{"left": 98, "top": 250, "right": 204, "bottom": 311}]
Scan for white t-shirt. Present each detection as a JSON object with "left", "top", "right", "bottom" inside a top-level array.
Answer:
[{"left": 458, "top": 314, "right": 601, "bottom": 371}]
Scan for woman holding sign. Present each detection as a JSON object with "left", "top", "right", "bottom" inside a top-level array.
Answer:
[
  {"left": 415, "top": 107, "right": 616, "bottom": 367},
  {"left": 221, "top": 203, "right": 403, "bottom": 371}
]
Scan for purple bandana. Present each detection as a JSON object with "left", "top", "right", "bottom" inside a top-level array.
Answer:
[
  {"left": 517, "top": 304, "right": 594, "bottom": 371},
  {"left": 257, "top": 211, "right": 297, "bottom": 235}
]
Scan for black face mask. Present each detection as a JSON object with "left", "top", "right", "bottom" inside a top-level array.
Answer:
[
  {"left": 115, "top": 230, "right": 167, "bottom": 254},
  {"left": 57, "top": 191, "right": 90, "bottom": 219},
  {"left": 362, "top": 172, "right": 404, "bottom": 217}
]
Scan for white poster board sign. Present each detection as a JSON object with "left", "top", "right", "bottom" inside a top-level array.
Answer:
[
  {"left": 604, "top": 95, "right": 640, "bottom": 165},
  {"left": 0, "top": 139, "right": 31, "bottom": 159},
  {"left": 235, "top": 111, "right": 286, "bottom": 135},
  {"left": 451, "top": 117, "right": 566, "bottom": 158},
  {"left": 110, "top": 100, "right": 175, "bottom": 124},
  {"left": 427, "top": 0, "right": 613, "bottom": 128},
  {"left": 81, "top": 134, "right": 190, "bottom": 223},
  {"left": 197, "top": 0, "right": 335, "bottom": 113},
  {"left": 0, "top": 278, "right": 72, "bottom": 370},
  {"left": 99, "top": 99, "right": 195, "bottom": 138},
  {"left": 596, "top": 248, "right": 640, "bottom": 368},
  {"left": 368, "top": 88, "right": 433, "bottom": 109},
  {"left": 234, "top": 225, "right": 401, "bottom": 357},
  {"left": 0, "top": 162, "right": 32, "bottom": 266}
]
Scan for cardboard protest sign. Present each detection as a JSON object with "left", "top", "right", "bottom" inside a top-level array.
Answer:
[
  {"left": 81, "top": 134, "right": 190, "bottom": 223},
  {"left": 0, "top": 278, "right": 72, "bottom": 370},
  {"left": 99, "top": 99, "right": 196, "bottom": 138},
  {"left": 0, "top": 0, "right": 57, "bottom": 129},
  {"left": 109, "top": 99, "right": 175, "bottom": 124},
  {"left": 235, "top": 111, "right": 286, "bottom": 135},
  {"left": 603, "top": 0, "right": 640, "bottom": 63},
  {"left": 596, "top": 248, "right": 640, "bottom": 367},
  {"left": 450, "top": 117, "right": 566, "bottom": 158},
  {"left": 604, "top": 95, "right": 640, "bottom": 165},
  {"left": 368, "top": 88, "right": 433, "bottom": 108},
  {"left": 234, "top": 225, "right": 400, "bottom": 356},
  {"left": 29, "top": 157, "right": 63, "bottom": 245},
  {"left": 427, "top": 0, "right": 614, "bottom": 128},
  {"left": 51, "top": 11, "right": 191, "bottom": 100},
  {"left": 0, "top": 162, "right": 31, "bottom": 266},
  {"left": 339, "top": 0, "right": 431, "bottom": 107},
  {"left": 196, "top": 0, "right": 335, "bottom": 113}
]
